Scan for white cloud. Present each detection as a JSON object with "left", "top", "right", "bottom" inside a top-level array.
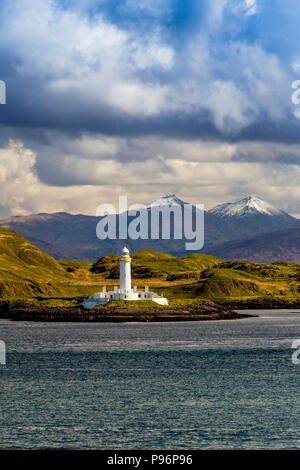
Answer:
[
  {"left": 0, "top": 141, "right": 123, "bottom": 217},
  {"left": 0, "top": 138, "right": 299, "bottom": 218},
  {"left": 244, "top": 0, "right": 257, "bottom": 16}
]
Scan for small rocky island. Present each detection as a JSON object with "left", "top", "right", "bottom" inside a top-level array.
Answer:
[
  {"left": 0, "top": 300, "right": 250, "bottom": 322},
  {"left": 0, "top": 246, "right": 255, "bottom": 322}
]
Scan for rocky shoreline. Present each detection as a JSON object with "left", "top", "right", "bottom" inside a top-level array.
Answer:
[
  {"left": 1, "top": 297, "right": 299, "bottom": 322},
  {"left": 0, "top": 301, "right": 255, "bottom": 322}
]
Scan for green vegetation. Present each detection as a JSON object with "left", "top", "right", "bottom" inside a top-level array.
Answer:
[
  {"left": 163, "top": 261, "right": 300, "bottom": 305},
  {"left": 90, "top": 251, "right": 300, "bottom": 305},
  {"left": 94, "top": 300, "right": 167, "bottom": 310},
  {"left": 0, "top": 228, "right": 101, "bottom": 298},
  {"left": 0, "top": 228, "right": 298, "bottom": 308},
  {"left": 91, "top": 250, "right": 222, "bottom": 284},
  {"left": 0, "top": 228, "right": 68, "bottom": 297}
]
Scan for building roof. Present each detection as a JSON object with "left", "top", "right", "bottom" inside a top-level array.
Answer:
[{"left": 121, "top": 246, "right": 130, "bottom": 255}]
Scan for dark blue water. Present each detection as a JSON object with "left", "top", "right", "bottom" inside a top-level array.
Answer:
[{"left": 0, "top": 310, "right": 300, "bottom": 449}]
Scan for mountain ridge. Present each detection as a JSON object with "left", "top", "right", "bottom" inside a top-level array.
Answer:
[
  {"left": 0, "top": 194, "right": 298, "bottom": 262},
  {"left": 206, "top": 226, "right": 300, "bottom": 264}
]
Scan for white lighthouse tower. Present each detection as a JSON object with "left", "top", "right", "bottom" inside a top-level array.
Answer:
[
  {"left": 82, "top": 246, "right": 169, "bottom": 308},
  {"left": 120, "top": 246, "right": 132, "bottom": 295}
]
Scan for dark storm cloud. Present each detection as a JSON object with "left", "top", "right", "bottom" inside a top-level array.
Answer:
[
  {"left": 1, "top": 82, "right": 300, "bottom": 147},
  {"left": 232, "top": 150, "right": 300, "bottom": 166},
  {"left": 0, "top": 0, "right": 299, "bottom": 147}
]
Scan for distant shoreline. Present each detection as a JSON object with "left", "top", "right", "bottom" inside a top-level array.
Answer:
[{"left": 222, "top": 299, "right": 300, "bottom": 310}]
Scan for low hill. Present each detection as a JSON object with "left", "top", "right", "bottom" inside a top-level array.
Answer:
[
  {"left": 91, "top": 250, "right": 222, "bottom": 282},
  {"left": 0, "top": 234, "right": 298, "bottom": 307},
  {"left": 90, "top": 249, "right": 300, "bottom": 305},
  {"left": 164, "top": 260, "right": 300, "bottom": 304},
  {"left": 0, "top": 228, "right": 68, "bottom": 296},
  {"left": 0, "top": 228, "right": 103, "bottom": 298}
]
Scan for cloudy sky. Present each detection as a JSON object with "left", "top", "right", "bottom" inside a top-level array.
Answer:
[{"left": 0, "top": 0, "right": 300, "bottom": 217}]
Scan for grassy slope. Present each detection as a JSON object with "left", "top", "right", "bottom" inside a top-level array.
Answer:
[
  {"left": 89, "top": 251, "right": 300, "bottom": 304},
  {"left": 163, "top": 261, "right": 300, "bottom": 303},
  {"left": 0, "top": 228, "right": 68, "bottom": 296},
  {"left": 0, "top": 228, "right": 101, "bottom": 298},
  {"left": 0, "top": 228, "right": 298, "bottom": 306},
  {"left": 91, "top": 250, "right": 221, "bottom": 285}
]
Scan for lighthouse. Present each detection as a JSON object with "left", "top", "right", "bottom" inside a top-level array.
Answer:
[
  {"left": 82, "top": 246, "right": 169, "bottom": 308},
  {"left": 120, "top": 246, "right": 132, "bottom": 294}
]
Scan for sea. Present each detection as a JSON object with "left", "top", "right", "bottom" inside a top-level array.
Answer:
[{"left": 0, "top": 310, "right": 299, "bottom": 450}]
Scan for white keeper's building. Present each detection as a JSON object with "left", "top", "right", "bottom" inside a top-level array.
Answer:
[{"left": 82, "top": 247, "right": 169, "bottom": 309}]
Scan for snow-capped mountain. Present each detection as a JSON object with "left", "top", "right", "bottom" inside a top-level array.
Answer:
[
  {"left": 208, "top": 195, "right": 298, "bottom": 242},
  {"left": 148, "top": 194, "right": 187, "bottom": 207},
  {"left": 209, "top": 196, "right": 286, "bottom": 219}
]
